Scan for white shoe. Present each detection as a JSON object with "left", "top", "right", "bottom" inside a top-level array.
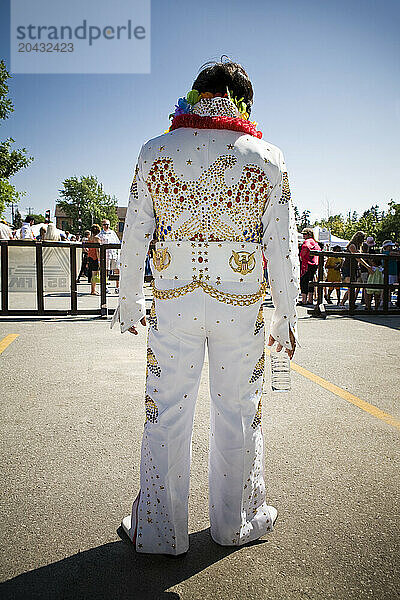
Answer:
[
  {"left": 121, "top": 515, "right": 134, "bottom": 541},
  {"left": 267, "top": 505, "right": 278, "bottom": 526}
]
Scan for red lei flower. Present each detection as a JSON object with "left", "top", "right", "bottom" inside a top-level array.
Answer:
[{"left": 170, "top": 113, "right": 262, "bottom": 139}]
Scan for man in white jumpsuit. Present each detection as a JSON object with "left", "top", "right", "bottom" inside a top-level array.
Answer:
[{"left": 112, "top": 61, "right": 299, "bottom": 556}]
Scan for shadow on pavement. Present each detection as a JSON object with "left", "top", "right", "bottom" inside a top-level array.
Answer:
[
  {"left": 1, "top": 528, "right": 260, "bottom": 600},
  {"left": 352, "top": 314, "right": 400, "bottom": 331}
]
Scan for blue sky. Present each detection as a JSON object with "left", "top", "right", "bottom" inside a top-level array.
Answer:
[{"left": 1, "top": 0, "right": 399, "bottom": 224}]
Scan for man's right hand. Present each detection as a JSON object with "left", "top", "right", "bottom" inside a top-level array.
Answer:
[{"left": 128, "top": 316, "right": 147, "bottom": 334}]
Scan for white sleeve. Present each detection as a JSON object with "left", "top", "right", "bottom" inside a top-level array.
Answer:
[
  {"left": 262, "top": 152, "right": 300, "bottom": 349},
  {"left": 110, "top": 148, "right": 155, "bottom": 333}
]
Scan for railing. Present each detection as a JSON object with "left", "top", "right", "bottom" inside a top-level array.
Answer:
[
  {"left": 0, "top": 240, "right": 122, "bottom": 317},
  {"left": 310, "top": 250, "right": 400, "bottom": 316}
]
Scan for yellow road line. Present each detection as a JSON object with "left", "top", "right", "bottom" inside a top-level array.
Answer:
[
  {"left": 266, "top": 348, "right": 400, "bottom": 430},
  {"left": 0, "top": 334, "right": 19, "bottom": 355}
]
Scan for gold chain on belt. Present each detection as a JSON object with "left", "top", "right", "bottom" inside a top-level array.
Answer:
[{"left": 152, "top": 280, "right": 267, "bottom": 306}]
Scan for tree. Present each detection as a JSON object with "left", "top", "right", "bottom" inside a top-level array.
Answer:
[
  {"left": 300, "top": 210, "right": 311, "bottom": 230},
  {"left": 0, "top": 60, "right": 33, "bottom": 217},
  {"left": 313, "top": 202, "right": 400, "bottom": 243},
  {"left": 58, "top": 175, "right": 118, "bottom": 234},
  {"left": 378, "top": 201, "right": 400, "bottom": 243},
  {"left": 28, "top": 213, "right": 45, "bottom": 224},
  {"left": 13, "top": 208, "right": 22, "bottom": 228}
]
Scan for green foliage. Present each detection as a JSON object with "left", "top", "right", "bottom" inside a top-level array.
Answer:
[
  {"left": 27, "top": 213, "right": 45, "bottom": 224},
  {"left": 0, "top": 60, "right": 14, "bottom": 121},
  {"left": 313, "top": 202, "right": 399, "bottom": 244},
  {"left": 58, "top": 175, "right": 118, "bottom": 234},
  {"left": 13, "top": 208, "right": 22, "bottom": 228},
  {"left": 379, "top": 201, "right": 400, "bottom": 242},
  {"left": 0, "top": 177, "right": 25, "bottom": 216},
  {"left": 300, "top": 210, "right": 311, "bottom": 230},
  {"left": 0, "top": 60, "right": 33, "bottom": 217}
]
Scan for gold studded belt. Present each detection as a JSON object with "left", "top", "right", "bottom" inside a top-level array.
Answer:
[
  {"left": 152, "top": 280, "right": 267, "bottom": 306},
  {"left": 151, "top": 240, "right": 263, "bottom": 285}
]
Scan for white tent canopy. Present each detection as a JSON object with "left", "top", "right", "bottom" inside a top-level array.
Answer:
[{"left": 312, "top": 226, "right": 349, "bottom": 248}]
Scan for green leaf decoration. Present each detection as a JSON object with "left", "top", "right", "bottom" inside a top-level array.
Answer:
[{"left": 186, "top": 89, "right": 200, "bottom": 105}]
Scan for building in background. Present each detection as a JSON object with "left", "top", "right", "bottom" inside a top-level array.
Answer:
[
  {"left": 54, "top": 206, "right": 73, "bottom": 233},
  {"left": 55, "top": 205, "right": 127, "bottom": 239}
]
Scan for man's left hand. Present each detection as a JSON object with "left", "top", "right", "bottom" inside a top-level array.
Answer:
[{"left": 267, "top": 329, "right": 296, "bottom": 359}]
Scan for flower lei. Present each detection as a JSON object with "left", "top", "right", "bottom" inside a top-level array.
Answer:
[{"left": 165, "top": 89, "right": 262, "bottom": 138}]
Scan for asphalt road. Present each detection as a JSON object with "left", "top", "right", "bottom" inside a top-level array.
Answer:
[{"left": 0, "top": 307, "right": 399, "bottom": 600}]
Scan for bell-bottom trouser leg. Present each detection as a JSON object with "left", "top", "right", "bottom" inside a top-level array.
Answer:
[
  {"left": 132, "top": 288, "right": 274, "bottom": 555},
  {"left": 206, "top": 297, "right": 274, "bottom": 546},
  {"left": 133, "top": 290, "right": 206, "bottom": 555}
]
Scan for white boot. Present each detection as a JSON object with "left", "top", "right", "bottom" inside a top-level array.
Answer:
[
  {"left": 267, "top": 505, "right": 278, "bottom": 526},
  {"left": 121, "top": 515, "right": 134, "bottom": 541}
]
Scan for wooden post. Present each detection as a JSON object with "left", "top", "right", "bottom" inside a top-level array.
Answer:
[
  {"left": 349, "top": 254, "right": 356, "bottom": 315},
  {"left": 317, "top": 252, "right": 324, "bottom": 307},
  {"left": 70, "top": 245, "right": 78, "bottom": 315},
  {"left": 382, "top": 255, "right": 389, "bottom": 313},
  {"left": 36, "top": 243, "right": 44, "bottom": 314},
  {"left": 1, "top": 243, "right": 8, "bottom": 313},
  {"left": 100, "top": 244, "right": 107, "bottom": 317}
]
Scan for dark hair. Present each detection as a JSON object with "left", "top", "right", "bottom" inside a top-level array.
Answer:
[
  {"left": 91, "top": 224, "right": 101, "bottom": 236},
  {"left": 371, "top": 257, "right": 381, "bottom": 266},
  {"left": 193, "top": 58, "right": 254, "bottom": 114},
  {"left": 333, "top": 245, "right": 342, "bottom": 251},
  {"left": 25, "top": 215, "right": 34, "bottom": 223},
  {"left": 301, "top": 228, "right": 314, "bottom": 239}
]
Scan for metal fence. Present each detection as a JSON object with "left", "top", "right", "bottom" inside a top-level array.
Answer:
[
  {"left": 310, "top": 250, "right": 400, "bottom": 316},
  {"left": 2, "top": 242, "right": 399, "bottom": 318},
  {"left": 0, "top": 240, "right": 121, "bottom": 317}
]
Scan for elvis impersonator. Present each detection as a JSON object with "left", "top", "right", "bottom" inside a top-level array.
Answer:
[{"left": 111, "top": 60, "right": 300, "bottom": 556}]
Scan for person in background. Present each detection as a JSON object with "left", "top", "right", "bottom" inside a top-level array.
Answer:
[
  {"left": 339, "top": 231, "right": 366, "bottom": 306},
  {"left": 64, "top": 230, "right": 71, "bottom": 241},
  {"left": 359, "top": 236, "right": 376, "bottom": 303},
  {"left": 77, "top": 229, "right": 91, "bottom": 284},
  {"left": 21, "top": 215, "right": 35, "bottom": 239},
  {"left": 37, "top": 227, "right": 46, "bottom": 241},
  {"left": 364, "top": 256, "right": 384, "bottom": 311},
  {"left": 44, "top": 223, "right": 61, "bottom": 241},
  {"left": 299, "top": 228, "right": 321, "bottom": 305},
  {"left": 381, "top": 240, "right": 398, "bottom": 292},
  {"left": 99, "top": 219, "right": 121, "bottom": 294},
  {"left": 324, "top": 245, "right": 343, "bottom": 304},
  {"left": 87, "top": 224, "right": 101, "bottom": 295},
  {"left": 0, "top": 220, "right": 12, "bottom": 239}
]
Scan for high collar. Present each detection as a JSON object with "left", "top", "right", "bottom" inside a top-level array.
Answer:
[{"left": 191, "top": 97, "right": 241, "bottom": 119}]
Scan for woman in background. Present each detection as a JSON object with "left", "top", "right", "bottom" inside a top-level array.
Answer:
[
  {"left": 324, "top": 245, "right": 343, "bottom": 304},
  {"left": 339, "top": 231, "right": 365, "bottom": 306},
  {"left": 44, "top": 223, "right": 61, "bottom": 242},
  {"left": 299, "top": 228, "right": 321, "bottom": 306},
  {"left": 87, "top": 224, "right": 101, "bottom": 295}
]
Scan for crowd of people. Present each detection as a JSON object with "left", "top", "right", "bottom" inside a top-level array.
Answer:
[
  {"left": 0, "top": 215, "right": 121, "bottom": 297},
  {"left": 298, "top": 229, "right": 400, "bottom": 310},
  {"left": 1, "top": 215, "right": 399, "bottom": 309}
]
